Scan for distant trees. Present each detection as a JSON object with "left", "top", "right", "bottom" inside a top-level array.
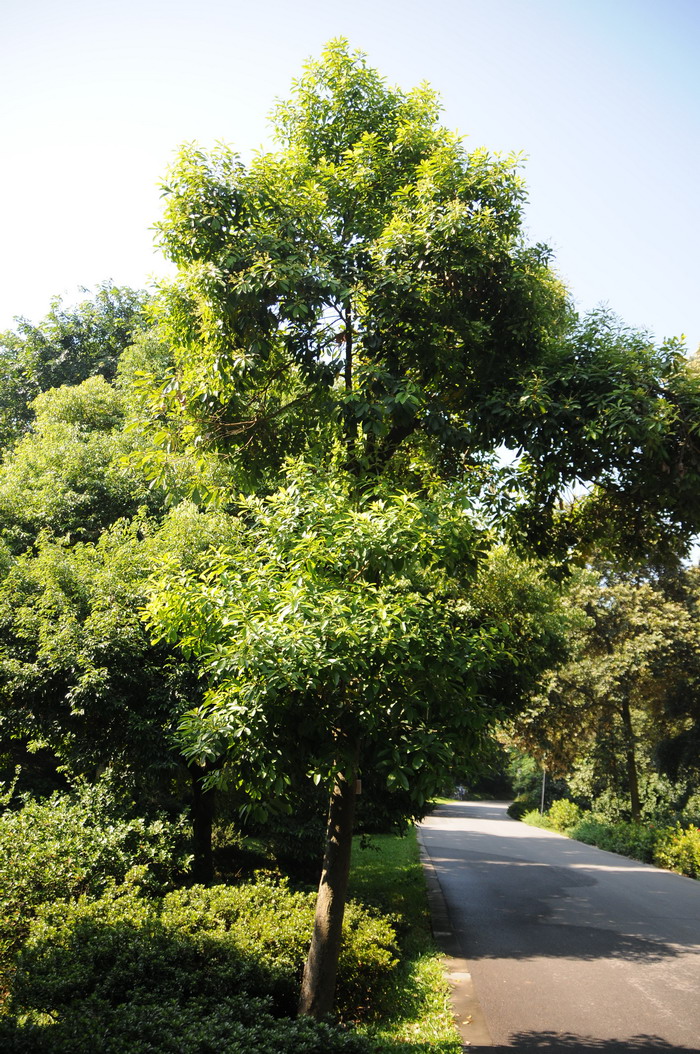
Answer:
[
  {"left": 511, "top": 566, "right": 700, "bottom": 820},
  {"left": 0, "top": 283, "right": 149, "bottom": 451}
]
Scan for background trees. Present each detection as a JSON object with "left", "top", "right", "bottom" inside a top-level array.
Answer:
[
  {"left": 510, "top": 566, "right": 700, "bottom": 821},
  {"left": 0, "top": 283, "right": 149, "bottom": 451}
]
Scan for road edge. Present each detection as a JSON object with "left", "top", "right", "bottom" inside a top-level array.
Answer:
[{"left": 417, "top": 825, "right": 494, "bottom": 1049}]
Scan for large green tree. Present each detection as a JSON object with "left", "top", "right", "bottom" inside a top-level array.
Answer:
[{"left": 141, "top": 41, "right": 700, "bottom": 1016}]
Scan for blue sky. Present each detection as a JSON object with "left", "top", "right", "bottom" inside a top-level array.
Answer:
[{"left": 2, "top": 0, "right": 698, "bottom": 352}]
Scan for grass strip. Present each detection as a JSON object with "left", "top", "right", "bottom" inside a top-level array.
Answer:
[{"left": 348, "top": 828, "right": 462, "bottom": 1053}]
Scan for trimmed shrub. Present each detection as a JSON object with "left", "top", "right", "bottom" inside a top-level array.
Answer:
[
  {"left": 0, "top": 880, "right": 396, "bottom": 1050},
  {"left": 569, "top": 818, "right": 657, "bottom": 863},
  {"left": 0, "top": 993, "right": 371, "bottom": 1053}
]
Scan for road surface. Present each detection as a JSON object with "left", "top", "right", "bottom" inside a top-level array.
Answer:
[{"left": 419, "top": 800, "right": 700, "bottom": 1052}]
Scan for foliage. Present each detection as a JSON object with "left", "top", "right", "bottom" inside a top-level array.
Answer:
[
  {"left": 146, "top": 41, "right": 572, "bottom": 500},
  {"left": 0, "top": 994, "right": 370, "bottom": 1054},
  {"left": 0, "top": 879, "right": 393, "bottom": 1049},
  {"left": 0, "top": 283, "right": 149, "bottom": 450},
  {"left": 0, "top": 497, "right": 245, "bottom": 793},
  {"left": 546, "top": 798, "right": 582, "bottom": 832},
  {"left": 520, "top": 804, "right": 700, "bottom": 879},
  {"left": 569, "top": 817, "right": 661, "bottom": 864},
  {"left": 520, "top": 808, "right": 553, "bottom": 829},
  {"left": 147, "top": 463, "right": 570, "bottom": 818},
  {"left": 138, "top": 42, "right": 700, "bottom": 568},
  {"left": 0, "top": 378, "right": 161, "bottom": 554},
  {"left": 510, "top": 565, "right": 700, "bottom": 820},
  {"left": 652, "top": 823, "right": 700, "bottom": 878},
  {"left": 0, "top": 779, "right": 190, "bottom": 986}
]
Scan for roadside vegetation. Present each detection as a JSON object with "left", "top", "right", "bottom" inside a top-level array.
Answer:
[
  {"left": 349, "top": 831, "right": 462, "bottom": 1053},
  {"left": 0, "top": 771, "right": 458, "bottom": 1052},
  {"left": 509, "top": 796, "right": 700, "bottom": 880}
]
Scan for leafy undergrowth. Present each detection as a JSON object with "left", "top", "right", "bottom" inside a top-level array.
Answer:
[
  {"left": 517, "top": 800, "right": 700, "bottom": 879},
  {"left": 348, "top": 830, "right": 463, "bottom": 1053}
]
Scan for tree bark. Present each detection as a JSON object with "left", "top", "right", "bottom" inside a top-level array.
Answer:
[
  {"left": 619, "top": 697, "right": 641, "bottom": 822},
  {"left": 298, "top": 742, "right": 359, "bottom": 1018},
  {"left": 189, "top": 763, "right": 216, "bottom": 884}
]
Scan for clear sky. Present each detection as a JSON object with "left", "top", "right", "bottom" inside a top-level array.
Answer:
[{"left": 2, "top": 0, "right": 698, "bottom": 352}]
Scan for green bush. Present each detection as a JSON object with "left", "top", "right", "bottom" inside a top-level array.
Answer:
[
  {"left": 0, "top": 880, "right": 396, "bottom": 1050},
  {"left": 520, "top": 808, "right": 552, "bottom": 829},
  {"left": 0, "top": 993, "right": 371, "bottom": 1053},
  {"left": 653, "top": 824, "right": 700, "bottom": 878},
  {"left": 0, "top": 782, "right": 190, "bottom": 980},
  {"left": 547, "top": 798, "right": 582, "bottom": 832},
  {"left": 517, "top": 797, "right": 700, "bottom": 882},
  {"left": 569, "top": 817, "right": 657, "bottom": 863}
]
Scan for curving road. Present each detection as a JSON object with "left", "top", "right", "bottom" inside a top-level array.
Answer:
[{"left": 418, "top": 800, "right": 700, "bottom": 1052}]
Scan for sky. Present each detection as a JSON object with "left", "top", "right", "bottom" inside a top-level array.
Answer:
[{"left": 1, "top": 0, "right": 698, "bottom": 352}]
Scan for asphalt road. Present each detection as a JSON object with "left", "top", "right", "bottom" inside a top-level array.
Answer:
[{"left": 418, "top": 800, "right": 700, "bottom": 1053}]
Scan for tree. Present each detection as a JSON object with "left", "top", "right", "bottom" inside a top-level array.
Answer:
[
  {"left": 142, "top": 41, "right": 700, "bottom": 1016},
  {"left": 0, "top": 283, "right": 149, "bottom": 450},
  {"left": 511, "top": 567, "right": 700, "bottom": 820},
  {"left": 0, "top": 377, "right": 161, "bottom": 554},
  {"left": 147, "top": 463, "right": 571, "bottom": 1014}
]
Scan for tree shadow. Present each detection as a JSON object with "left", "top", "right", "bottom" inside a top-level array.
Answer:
[
  {"left": 379, "top": 1034, "right": 698, "bottom": 1053},
  {"left": 421, "top": 811, "right": 700, "bottom": 966},
  {"left": 487, "top": 1032, "right": 699, "bottom": 1052}
]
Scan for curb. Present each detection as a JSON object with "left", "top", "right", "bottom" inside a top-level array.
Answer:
[{"left": 417, "top": 826, "right": 493, "bottom": 1049}]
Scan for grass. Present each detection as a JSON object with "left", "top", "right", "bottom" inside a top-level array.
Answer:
[{"left": 348, "top": 829, "right": 463, "bottom": 1053}]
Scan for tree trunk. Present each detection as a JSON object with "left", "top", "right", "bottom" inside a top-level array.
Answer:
[
  {"left": 298, "top": 743, "right": 359, "bottom": 1018},
  {"left": 619, "top": 698, "right": 641, "bottom": 822},
  {"left": 189, "top": 763, "right": 216, "bottom": 884}
]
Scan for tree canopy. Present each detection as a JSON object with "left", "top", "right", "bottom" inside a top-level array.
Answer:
[{"left": 138, "top": 40, "right": 700, "bottom": 1016}]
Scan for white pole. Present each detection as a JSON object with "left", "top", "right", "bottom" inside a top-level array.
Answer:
[{"left": 540, "top": 766, "right": 546, "bottom": 814}]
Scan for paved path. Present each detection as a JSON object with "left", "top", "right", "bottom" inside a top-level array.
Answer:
[{"left": 419, "top": 800, "right": 700, "bottom": 1052}]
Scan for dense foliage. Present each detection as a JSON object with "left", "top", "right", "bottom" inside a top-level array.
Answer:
[
  {"left": 510, "top": 565, "right": 700, "bottom": 821},
  {"left": 0, "top": 283, "right": 149, "bottom": 450},
  {"left": 0, "top": 878, "right": 393, "bottom": 1052}
]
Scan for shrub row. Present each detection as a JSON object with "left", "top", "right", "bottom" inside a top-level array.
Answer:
[
  {"left": 0, "top": 785, "right": 398, "bottom": 1051},
  {"left": 519, "top": 799, "right": 700, "bottom": 879},
  {"left": 0, "top": 875, "right": 396, "bottom": 1052}
]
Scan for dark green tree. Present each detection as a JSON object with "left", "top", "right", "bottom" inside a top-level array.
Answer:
[{"left": 511, "top": 567, "right": 700, "bottom": 820}]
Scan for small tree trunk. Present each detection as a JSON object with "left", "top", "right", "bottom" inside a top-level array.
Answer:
[
  {"left": 298, "top": 744, "right": 359, "bottom": 1018},
  {"left": 189, "top": 763, "right": 216, "bottom": 884},
  {"left": 619, "top": 698, "right": 641, "bottom": 822}
]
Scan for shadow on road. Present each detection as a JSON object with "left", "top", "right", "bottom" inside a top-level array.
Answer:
[
  {"left": 382, "top": 1033, "right": 697, "bottom": 1053},
  {"left": 422, "top": 810, "right": 698, "bottom": 964},
  {"left": 483, "top": 1032, "right": 699, "bottom": 1052}
]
